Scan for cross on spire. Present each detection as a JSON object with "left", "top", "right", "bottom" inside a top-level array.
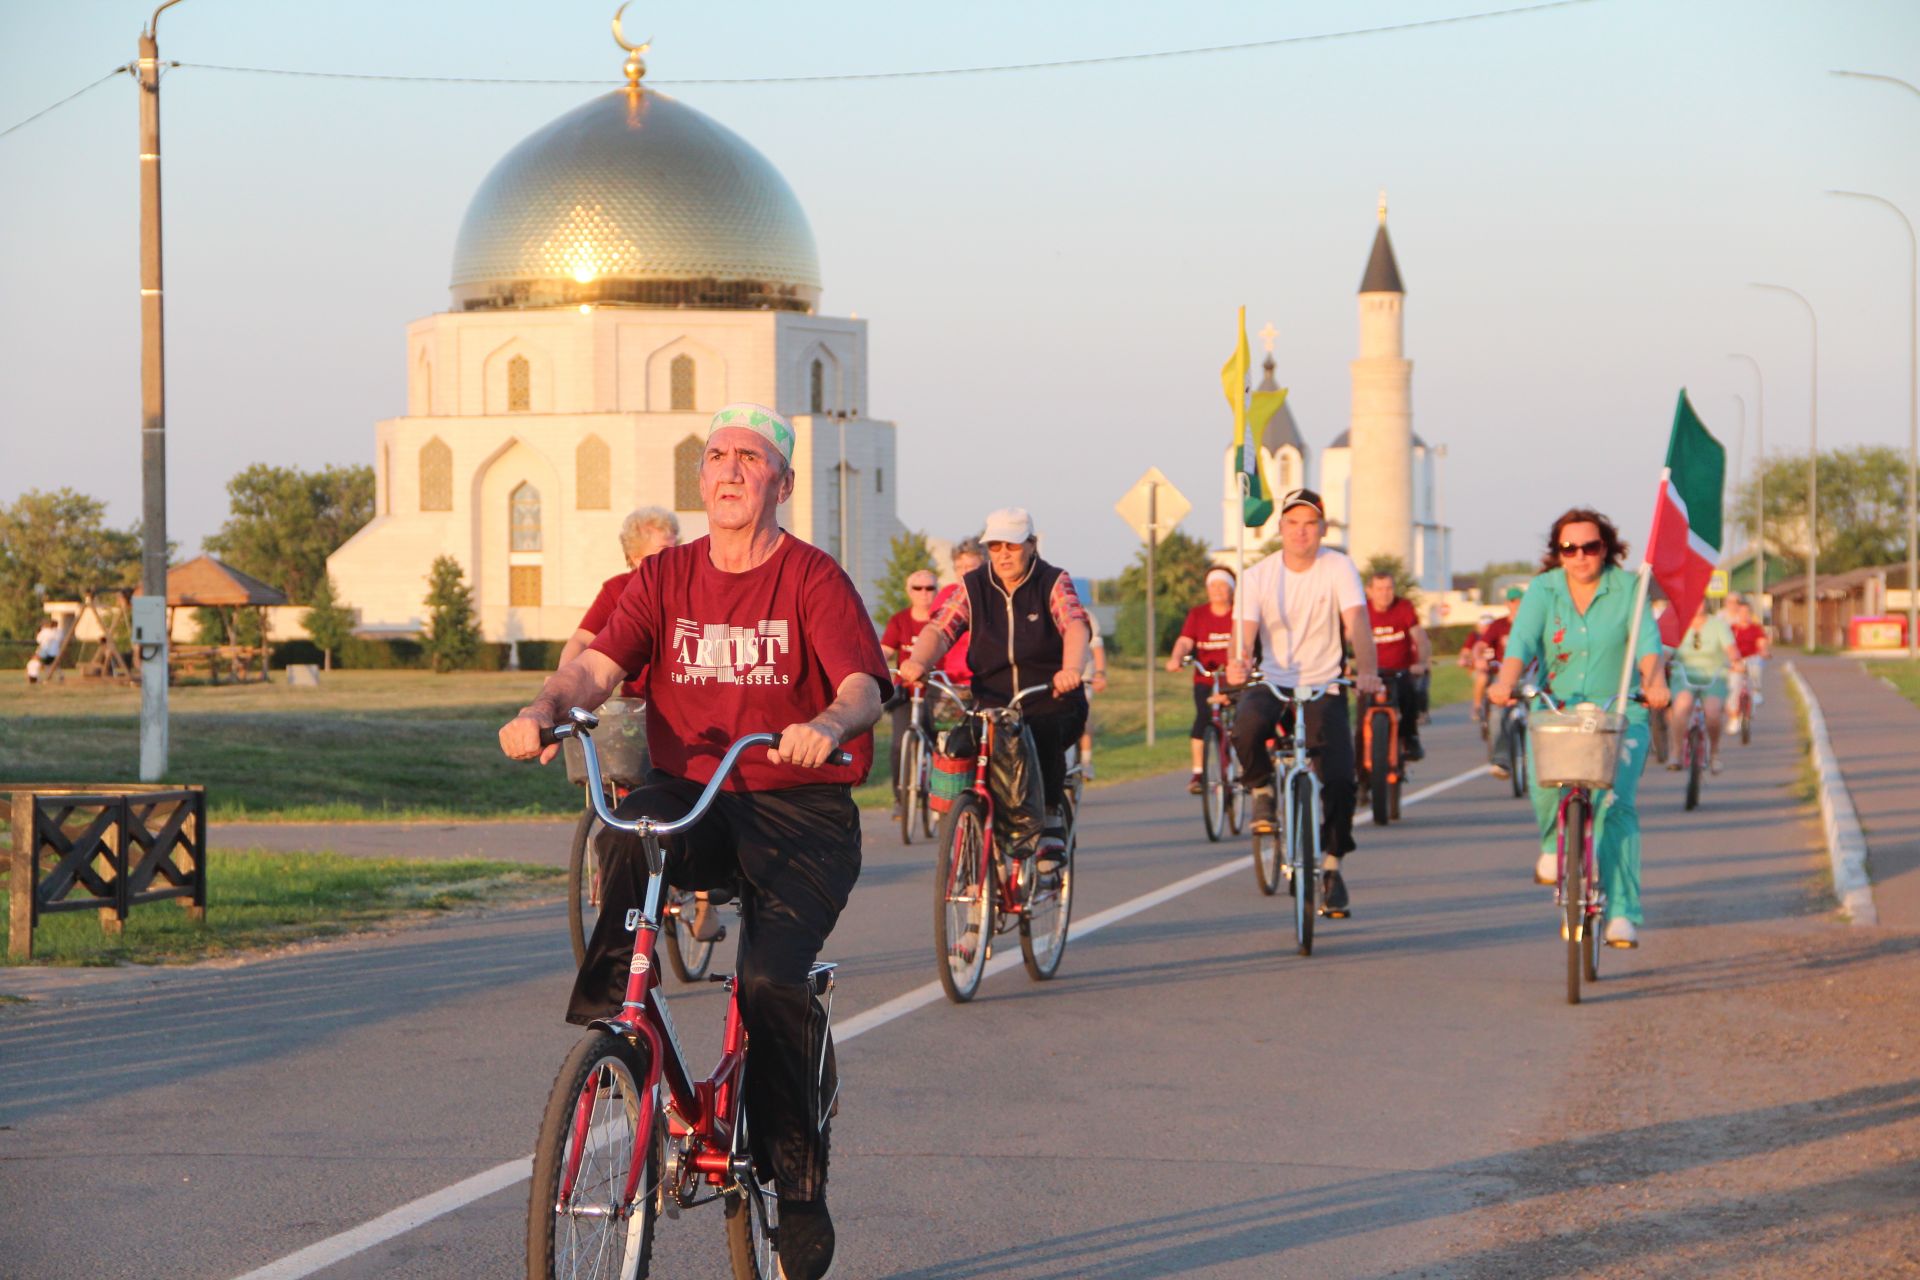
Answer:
[{"left": 1257, "top": 321, "right": 1277, "bottom": 354}]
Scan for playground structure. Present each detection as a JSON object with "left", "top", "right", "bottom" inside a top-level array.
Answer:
[{"left": 33, "top": 556, "right": 289, "bottom": 686}]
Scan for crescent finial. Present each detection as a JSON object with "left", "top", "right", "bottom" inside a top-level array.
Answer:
[{"left": 612, "top": 3, "right": 650, "bottom": 89}]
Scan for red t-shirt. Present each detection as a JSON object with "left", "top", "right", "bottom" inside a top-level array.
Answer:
[
  {"left": 588, "top": 535, "right": 891, "bottom": 791},
  {"left": 1367, "top": 597, "right": 1421, "bottom": 671},
  {"left": 880, "top": 607, "right": 929, "bottom": 659},
  {"left": 1179, "top": 604, "right": 1236, "bottom": 683},
  {"left": 929, "top": 583, "right": 972, "bottom": 682},
  {"left": 1482, "top": 615, "right": 1513, "bottom": 664},
  {"left": 580, "top": 569, "right": 644, "bottom": 698},
  {"left": 1732, "top": 622, "right": 1767, "bottom": 657}
]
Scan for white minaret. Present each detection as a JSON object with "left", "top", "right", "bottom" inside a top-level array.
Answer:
[{"left": 1346, "top": 193, "right": 1413, "bottom": 572}]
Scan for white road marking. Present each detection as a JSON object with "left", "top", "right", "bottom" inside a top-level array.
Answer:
[{"left": 230, "top": 761, "right": 1490, "bottom": 1279}]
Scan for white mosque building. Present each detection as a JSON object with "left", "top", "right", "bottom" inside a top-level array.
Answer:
[
  {"left": 329, "top": 50, "right": 902, "bottom": 642},
  {"left": 1221, "top": 201, "right": 1450, "bottom": 593}
]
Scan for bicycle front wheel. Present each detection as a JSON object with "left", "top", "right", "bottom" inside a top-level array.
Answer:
[
  {"left": 1021, "top": 791, "right": 1074, "bottom": 980},
  {"left": 1291, "top": 774, "right": 1316, "bottom": 957},
  {"left": 1511, "top": 722, "right": 1528, "bottom": 798},
  {"left": 528, "top": 1031, "right": 661, "bottom": 1280},
  {"left": 1563, "top": 793, "right": 1588, "bottom": 1005},
  {"left": 1369, "top": 715, "right": 1392, "bottom": 827},
  {"left": 1685, "top": 724, "right": 1704, "bottom": 811},
  {"left": 1252, "top": 790, "right": 1282, "bottom": 897},
  {"left": 566, "top": 806, "right": 604, "bottom": 969},
  {"left": 1224, "top": 745, "right": 1246, "bottom": 835},
  {"left": 899, "top": 732, "right": 922, "bottom": 846},
  {"left": 934, "top": 794, "right": 993, "bottom": 1003},
  {"left": 918, "top": 736, "right": 936, "bottom": 838},
  {"left": 1201, "top": 726, "right": 1227, "bottom": 842}
]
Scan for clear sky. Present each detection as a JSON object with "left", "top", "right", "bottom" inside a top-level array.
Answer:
[{"left": 2, "top": 0, "right": 1915, "bottom": 582}]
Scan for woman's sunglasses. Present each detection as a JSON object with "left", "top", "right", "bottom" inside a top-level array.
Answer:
[
  {"left": 908, "top": 584, "right": 937, "bottom": 593},
  {"left": 1557, "top": 539, "right": 1606, "bottom": 558}
]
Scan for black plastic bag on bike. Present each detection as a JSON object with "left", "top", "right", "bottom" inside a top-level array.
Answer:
[{"left": 984, "top": 708, "right": 1046, "bottom": 856}]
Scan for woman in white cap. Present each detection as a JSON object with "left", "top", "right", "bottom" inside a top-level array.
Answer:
[{"left": 900, "top": 507, "right": 1091, "bottom": 867}]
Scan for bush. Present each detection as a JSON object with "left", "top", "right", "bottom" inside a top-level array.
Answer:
[
  {"left": 0, "top": 639, "right": 34, "bottom": 670},
  {"left": 328, "top": 636, "right": 509, "bottom": 670},
  {"left": 1426, "top": 623, "right": 1478, "bottom": 658},
  {"left": 424, "top": 556, "right": 483, "bottom": 674},
  {"left": 515, "top": 639, "right": 566, "bottom": 670},
  {"left": 269, "top": 640, "right": 325, "bottom": 669}
]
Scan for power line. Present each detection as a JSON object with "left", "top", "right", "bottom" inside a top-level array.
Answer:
[
  {"left": 0, "top": 67, "right": 129, "bottom": 142},
  {"left": 178, "top": 0, "right": 1598, "bottom": 88}
]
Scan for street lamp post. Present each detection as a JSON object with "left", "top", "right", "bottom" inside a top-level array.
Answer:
[
  {"left": 136, "top": 0, "right": 187, "bottom": 780},
  {"left": 1751, "top": 283, "right": 1819, "bottom": 651},
  {"left": 1730, "top": 392, "right": 1746, "bottom": 556},
  {"left": 1729, "top": 353, "right": 1766, "bottom": 613},
  {"left": 1828, "top": 187, "right": 1918, "bottom": 660}
]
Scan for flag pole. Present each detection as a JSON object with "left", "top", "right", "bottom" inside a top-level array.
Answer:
[
  {"left": 1235, "top": 472, "right": 1248, "bottom": 662},
  {"left": 1615, "top": 467, "right": 1668, "bottom": 759}
]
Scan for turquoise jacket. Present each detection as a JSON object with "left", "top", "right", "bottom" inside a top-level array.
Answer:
[{"left": 1507, "top": 565, "right": 1662, "bottom": 721}]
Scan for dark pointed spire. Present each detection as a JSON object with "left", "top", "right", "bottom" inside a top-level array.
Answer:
[{"left": 1359, "top": 191, "right": 1404, "bottom": 295}]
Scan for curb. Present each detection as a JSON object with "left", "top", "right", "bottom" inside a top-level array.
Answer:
[{"left": 1785, "top": 661, "right": 1878, "bottom": 926}]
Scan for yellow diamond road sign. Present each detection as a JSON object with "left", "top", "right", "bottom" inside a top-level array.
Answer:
[
  {"left": 1115, "top": 468, "right": 1190, "bottom": 542},
  {"left": 1706, "top": 569, "right": 1729, "bottom": 599}
]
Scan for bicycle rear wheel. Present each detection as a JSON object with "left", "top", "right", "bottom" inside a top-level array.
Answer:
[
  {"left": 662, "top": 890, "right": 715, "bottom": 983},
  {"left": 899, "top": 732, "right": 922, "bottom": 846},
  {"left": 1369, "top": 714, "right": 1392, "bottom": 827},
  {"left": 1291, "top": 773, "right": 1316, "bottom": 957},
  {"left": 527, "top": 1031, "right": 661, "bottom": 1280},
  {"left": 723, "top": 1109, "right": 778, "bottom": 1279},
  {"left": 934, "top": 794, "right": 993, "bottom": 1003},
  {"left": 1201, "top": 726, "right": 1227, "bottom": 842},
  {"left": 566, "top": 807, "right": 603, "bottom": 969},
  {"left": 1563, "top": 793, "right": 1588, "bottom": 1005},
  {"left": 1740, "top": 699, "right": 1752, "bottom": 746},
  {"left": 1021, "top": 791, "right": 1074, "bottom": 980},
  {"left": 1685, "top": 723, "right": 1704, "bottom": 810},
  {"left": 1252, "top": 789, "right": 1282, "bottom": 897}
]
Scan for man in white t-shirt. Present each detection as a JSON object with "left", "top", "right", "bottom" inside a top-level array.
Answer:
[{"left": 1227, "top": 488, "right": 1381, "bottom": 916}]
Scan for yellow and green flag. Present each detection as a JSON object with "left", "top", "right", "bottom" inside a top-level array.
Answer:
[{"left": 1221, "top": 307, "right": 1278, "bottom": 527}]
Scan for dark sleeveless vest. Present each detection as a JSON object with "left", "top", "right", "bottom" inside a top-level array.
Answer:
[{"left": 963, "top": 555, "right": 1085, "bottom": 718}]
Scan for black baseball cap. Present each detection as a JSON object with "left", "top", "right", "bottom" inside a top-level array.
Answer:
[{"left": 1279, "top": 487, "right": 1325, "bottom": 517}]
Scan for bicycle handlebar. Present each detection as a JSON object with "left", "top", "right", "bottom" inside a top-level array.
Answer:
[
  {"left": 540, "top": 711, "right": 852, "bottom": 838},
  {"left": 1242, "top": 671, "right": 1354, "bottom": 703}
]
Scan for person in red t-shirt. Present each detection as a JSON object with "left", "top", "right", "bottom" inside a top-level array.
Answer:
[
  {"left": 880, "top": 567, "right": 941, "bottom": 816},
  {"left": 1355, "top": 571, "right": 1430, "bottom": 763},
  {"left": 1484, "top": 586, "right": 1526, "bottom": 777},
  {"left": 500, "top": 402, "right": 886, "bottom": 1280},
  {"left": 558, "top": 507, "right": 680, "bottom": 696},
  {"left": 1166, "top": 567, "right": 1239, "bottom": 793},
  {"left": 1727, "top": 595, "right": 1771, "bottom": 711}
]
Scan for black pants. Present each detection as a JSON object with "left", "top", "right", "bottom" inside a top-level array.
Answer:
[
  {"left": 1190, "top": 682, "right": 1218, "bottom": 742},
  {"left": 1353, "top": 669, "right": 1421, "bottom": 759},
  {"left": 1024, "top": 701, "right": 1088, "bottom": 817},
  {"left": 888, "top": 697, "right": 934, "bottom": 802},
  {"left": 567, "top": 775, "right": 860, "bottom": 1202},
  {"left": 1231, "top": 684, "right": 1358, "bottom": 856}
]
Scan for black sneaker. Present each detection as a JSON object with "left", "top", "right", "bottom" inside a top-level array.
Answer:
[
  {"left": 1403, "top": 739, "right": 1425, "bottom": 762},
  {"left": 1036, "top": 829, "right": 1067, "bottom": 875},
  {"left": 1322, "top": 870, "right": 1351, "bottom": 917},
  {"left": 1252, "top": 788, "right": 1276, "bottom": 834},
  {"left": 778, "top": 1197, "right": 836, "bottom": 1280}
]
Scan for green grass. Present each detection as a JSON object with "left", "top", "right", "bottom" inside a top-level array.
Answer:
[
  {"left": 1876, "top": 658, "right": 1920, "bottom": 711},
  {"left": 2, "top": 847, "right": 564, "bottom": 967}
]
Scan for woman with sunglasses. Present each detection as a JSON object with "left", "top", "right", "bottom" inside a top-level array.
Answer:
[
  {"left": 1488, "top": 508, "right": 1670, "bottom": 949},
  {"left": 880, "top": 568, "right": 945, "bottom": 819}
]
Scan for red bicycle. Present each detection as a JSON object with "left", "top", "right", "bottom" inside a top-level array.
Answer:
[
  {"left": 1182, "top": 656, "right": 1245, "bottom": 842},
  {"left": 928, "top": 674, "right": 1078, "bottom": 1002},
  {"left": 1356, "top": 670, "right": 1408, "bottom": 827},
  {"left": 527, "top": 713, "right": 848, "bottom": 1280}
]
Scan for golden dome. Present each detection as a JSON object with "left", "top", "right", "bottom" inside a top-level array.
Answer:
[{"left": 450, "top": 89, "right": 820, "bottom": 312}]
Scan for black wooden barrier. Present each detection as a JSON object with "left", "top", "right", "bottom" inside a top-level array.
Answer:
[{"left": 2, "top": 784, "right": 206, "bottom": 959}]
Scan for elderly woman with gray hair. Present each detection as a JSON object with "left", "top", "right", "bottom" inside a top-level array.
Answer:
[{"left": 560, "top": 506, "right": 680, "bottom": 671}]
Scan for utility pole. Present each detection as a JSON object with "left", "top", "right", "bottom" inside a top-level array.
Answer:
[
  {"left": 1730, "top": 353, "right": 1766, "bottom": 614},
  {"left": 1752, "top": 284, "right": 1819, "bottom": 651},
  {"left": 136, "top": 0, "right": 186, "bottom": 781},
  {"left": 1145, "top": 481, "right": 1157, "bottom": 748}
]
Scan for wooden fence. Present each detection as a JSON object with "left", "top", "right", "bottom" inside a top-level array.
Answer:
[{"left": 2, "top": 784, "right": 206, "bottom": 960}]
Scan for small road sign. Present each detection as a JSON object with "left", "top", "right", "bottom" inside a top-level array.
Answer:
[{"left": 1114, "top": 469, "right": 1190, "bottom": 542}]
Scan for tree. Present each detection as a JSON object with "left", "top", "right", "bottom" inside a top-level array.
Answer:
[
  {"left": 202, "top": 463, "right": 374, "bottom": 604},
  {"left": 0, "top": 488, "right": 141, "bottom": 639},
  {"left": 423, "top": 556, "right": 482, "bottom": 673},
  {"left": 1360, "top": 553, "right": 1420, "bottom": 606},
  {"left": 871, "top": 529, "right": 935, "bottom": 624},
  {"left": 302, "top": 574, "right": 356, "bottom": 670},
  {"left": 1736, "top": 446, "right": 1907, "bottom": 578},
  {"left": 1111, "top": 526, "right": 1214, "bottom": 658}
]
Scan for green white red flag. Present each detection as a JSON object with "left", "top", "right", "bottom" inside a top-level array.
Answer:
[{"left": 1644, "top": 390, "right": 1727, "bottom": 645}]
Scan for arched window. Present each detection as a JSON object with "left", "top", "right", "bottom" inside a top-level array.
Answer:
[
  {"left": 576, "top": 435, "right": 610, "bottom": 510},
  {"left": 670, "top": 354, "right": 695, "bottom": 411},
  {"left": 510, "top": 482, "right": 541, "bottom": 551},
  {"left": 810, "top": 359, "right": 825, "bottom": 414},
  {"left": 382, "top": 445, "right": 392, "bottom": 515},
  {"left": 419, "top": 437, "right": 452, "bottom": 512},
  {"left": 674, "top": 434, "right": 703, "bottom": 511}
]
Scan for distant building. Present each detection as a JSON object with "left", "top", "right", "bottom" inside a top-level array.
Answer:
[{"left": 330, "top": 54, "right": 902, "bottom": 641}]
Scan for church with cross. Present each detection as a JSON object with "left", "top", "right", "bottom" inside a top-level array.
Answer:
[{"left": 1220, "top": 200, "right": 1451, "bottom": 592}]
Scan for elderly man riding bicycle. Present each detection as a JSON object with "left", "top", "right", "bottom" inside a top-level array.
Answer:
[{"left": 500, "top": 402, "right": 888, "bottom": 1280}]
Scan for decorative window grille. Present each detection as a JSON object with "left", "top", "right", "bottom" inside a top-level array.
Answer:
[
  {"left": 509, "top": 566, "right": 542, "bottom": 607},
  {"left": 810, "top": 359, "right": 825, "bottom": 414},
  {"left": 576, "top": 435, "right": 610, "bottom": 510},
  {"left": 510, "top": 482, "right": 541, "bottom": 551},
  {"left": 507, "top": 355, "right": 531, "bottom": 412},
  {"left": 419, "top": 437, "right": 453, "bottom": 512},
  {"left": 674, "top": 435, "right": 703, "bottom": 511},
  {"left": 670, "top": 354, "right": 695, "bottom": 411}
]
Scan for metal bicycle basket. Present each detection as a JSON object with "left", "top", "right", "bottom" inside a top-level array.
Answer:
[
  {"left": 1530, "top": 703, "right": 1626, "bottom": 789},
  {"left": 562, "top": 697, "right": 650, "bottom": 788}
]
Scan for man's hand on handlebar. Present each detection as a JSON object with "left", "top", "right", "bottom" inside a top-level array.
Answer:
[
  {"left": 1353, "top": 669, "right": 1384, "bottom": 698},
  {"left": 1052, "top": 667, "right": 1083, "bottom": 696},
  {"left": 772, "top": 720, "right": 844, "bottom": 768},
  {"left": 1487, "top": 680, "right": 1515, "bottom": 707},
  {"left": 500, "top": 708, "right": 560, "bottom": 765},
  {"left": 897, "top": 657, "right": 926, "bottom": 685}
]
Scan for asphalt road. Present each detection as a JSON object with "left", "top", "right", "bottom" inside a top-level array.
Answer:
[{"left": 4, "top": 702, "right": 1912, "bottom": 1279}]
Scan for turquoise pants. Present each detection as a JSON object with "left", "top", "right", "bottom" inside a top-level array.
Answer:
[{"left": 1527, "top": 718, "right": 1651, "bottom": 925}]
